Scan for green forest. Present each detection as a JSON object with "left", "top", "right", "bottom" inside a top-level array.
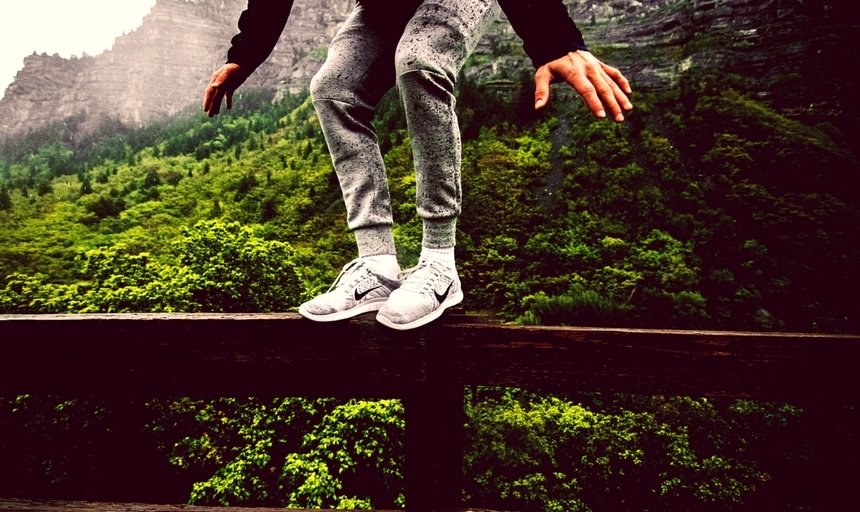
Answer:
[{"left": 1, "top": 54, "right": 858, "bottom": 510}]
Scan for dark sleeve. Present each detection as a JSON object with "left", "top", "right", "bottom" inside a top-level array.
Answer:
[
  {"left": 496, "top": 0, "right": 588, "bottom": 68},
  {"left": 225, "top": 0, "right": 295, "bottom": 76}
]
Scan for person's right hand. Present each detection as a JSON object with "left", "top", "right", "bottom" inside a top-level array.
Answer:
[{"left": 203, "top": 63, "right": 246, "bottom": 117}]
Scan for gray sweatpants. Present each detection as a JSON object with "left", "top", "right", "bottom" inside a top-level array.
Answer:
[{"left": 309, "top": 0, "right": 500, "bottom": 257}]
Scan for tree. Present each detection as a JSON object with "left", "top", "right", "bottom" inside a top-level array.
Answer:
[
  {"left": 0, "top": 185, "right": 11, "bottom": 211},
  {"left": 174, "top": 220, "right": 304, "bottom": 312}
]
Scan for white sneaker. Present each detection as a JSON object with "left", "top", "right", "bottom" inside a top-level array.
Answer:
[
  {"left": 376, "top": 259, "right": 463, "bottom": 330},
  {"left": 299, "top": 258, "right": 400, "bottom": 322}
]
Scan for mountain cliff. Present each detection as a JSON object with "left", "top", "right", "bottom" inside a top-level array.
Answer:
[
  {"left": 0, "top": 0, "right": 351, "bottom": 139},
  {"left": 0, "top": 0, "right": 854, "bottom": 142}
]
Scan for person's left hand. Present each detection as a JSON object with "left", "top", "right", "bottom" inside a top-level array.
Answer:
[{"left": 534, "top": 50, "right": 633, "bottom": 122}]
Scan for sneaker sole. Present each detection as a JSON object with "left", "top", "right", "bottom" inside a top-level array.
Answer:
[
  {"left": 375, "top": 290, "right": 464, "bottom": 331},
  {"left": 298, "top": 298, "right": 388, "bottom": 322}
]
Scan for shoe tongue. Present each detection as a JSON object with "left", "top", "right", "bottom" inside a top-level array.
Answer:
[
  {"left": 421, "top": 258, "right": 452, "bottom": 274},
  {"left": 342, "top": 258, "right": 362, "bottom": 273}
]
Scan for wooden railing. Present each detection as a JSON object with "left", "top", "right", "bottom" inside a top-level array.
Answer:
[{"left": 1, "top": 312, "right": 858, "bottom": 512}]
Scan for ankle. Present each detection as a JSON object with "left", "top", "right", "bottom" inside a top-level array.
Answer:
[
  {"left": 420, "top": 246, "right": 455, "bottom": 269},
  {"left": 361, "top": 254, "right": 400, "bottom": 280}
]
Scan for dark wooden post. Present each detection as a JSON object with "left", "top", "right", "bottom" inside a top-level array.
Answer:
[
  {"left": 400, "top": 320, "right": 467, "bottom": 512},
  {"left": 405, "top": 380, "right": 465, "bottom": 512}
]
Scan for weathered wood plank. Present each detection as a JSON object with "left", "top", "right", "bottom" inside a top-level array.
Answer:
[
  {"left": 0, "top": 313, "right": 423, "bottom": 398},
  {"left": 1, "top": 313, "right": 858, "bottom": 399},
  {"left": 0, "top": 499, "right": 501, "bottom": 512},
  {"left": 0, "top": 499, "right": 400, "bottom": 511},
  {"left": 436, "top": 319, "right": 860, "bottom": 399},
  {"left": 0, "top": 499, "right": 313, "bottom": 511}
]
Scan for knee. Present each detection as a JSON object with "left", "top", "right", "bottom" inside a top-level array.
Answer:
[
  {"left": 310, "top": 64, "right": 349, "bottom": 103},
  {"left": 394, "top": 54, "right": 456, "bottom": 102},
  {"left": 394, "top": 44, "right": 448, "bottom": 82},
  {"left": 308, "top": 67, "right": 330, "bottom": 102}
]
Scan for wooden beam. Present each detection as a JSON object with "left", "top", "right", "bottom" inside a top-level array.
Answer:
[
  {"left": 435, "top": 319, "right": 860, "bottom": 400},
  {"left": 0, "top": 313, "right": 421, "bottom": 398},
  {"left": 0, "top": 498, "right": 503, "bottom": 512},
  {"left": 0, "top": 499, "right": 346, "bottom": 511},
  {"left": 1, "top": 313, "right": 857, "bottom": 400}
]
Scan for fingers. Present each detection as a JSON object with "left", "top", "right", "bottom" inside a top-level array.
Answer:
[
  {"left": 203, "top": 64, "right": 241, "bottom": 118},
  {"left": 598, "top": 61, "right": 634, "bottom": 122},
  {"left": 602, "top": 61, "right": 632, "bottom": 96},
  {"left": 204, "top": 84, "right": 227, "bottom": 117},
  {"left": 534, "top": 51, "right": 634, "bottom": 122},
  {"left": 534, "top": 66, "right": 553, "bottom": 110},
  {"left": 572, "top": 69, "right": 610, "bottom": 120},
  {"left": 203, "top": 71, "right": 225, "bottom": 117},
  {"left": 594, "top": 65, "right": 632, "bottom": 122},
  {"left": 203, "top": 69, "right": 221, "bottom": 116},
  {"left": 205, "top": 88, "right": 226, "bottom": 117},
  {"left": 572, "top": 52, "right": 628, "bottom": 122},
  {"left": 551, "top": 54, "right": 611, "bottom": 119}
]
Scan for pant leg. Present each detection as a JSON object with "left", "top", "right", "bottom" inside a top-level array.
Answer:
[
  {"left": 395, "top": 0, "right": 501, "bottom": 250},
  {"left": 309, "top": 3, "right": 419, "bottom": 257}
]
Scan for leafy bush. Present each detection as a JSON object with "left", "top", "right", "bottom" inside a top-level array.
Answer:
[{"left": 463, "top": 388, "right": 809, "bottom": 512}]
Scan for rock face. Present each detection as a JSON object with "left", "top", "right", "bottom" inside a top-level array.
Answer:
[
  {"left": 0, "top": 0, "right": 354, "bottom": 140},
  {"left": 590, "top": 0, "right": 857, "bottom": 117},
  {"left": 0, "top": 0, "right": 855, "bottom": 141}
]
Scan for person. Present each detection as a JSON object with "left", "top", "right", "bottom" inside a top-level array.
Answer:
[{"left": 203, "top": 0, "right": 633, "bottom": 330}]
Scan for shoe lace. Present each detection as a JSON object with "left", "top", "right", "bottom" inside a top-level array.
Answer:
[
  {"left": 399, "top": 259, "right": 447, "bottom": 294},
  {"left": 327, "top": 258, "right": 370, "bottom": 293}
]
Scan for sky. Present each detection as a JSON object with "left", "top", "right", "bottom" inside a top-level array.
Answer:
[{"left": 0, "top": 0, "right": 157, "bottom": 99}]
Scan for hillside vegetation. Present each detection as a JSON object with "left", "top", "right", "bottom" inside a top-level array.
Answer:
[
  {"left": 1, "top": 60, "right": 858, "bottom": 510},
  {"left": 2, "top": 68, "right": 856, "bottom": 331}
]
